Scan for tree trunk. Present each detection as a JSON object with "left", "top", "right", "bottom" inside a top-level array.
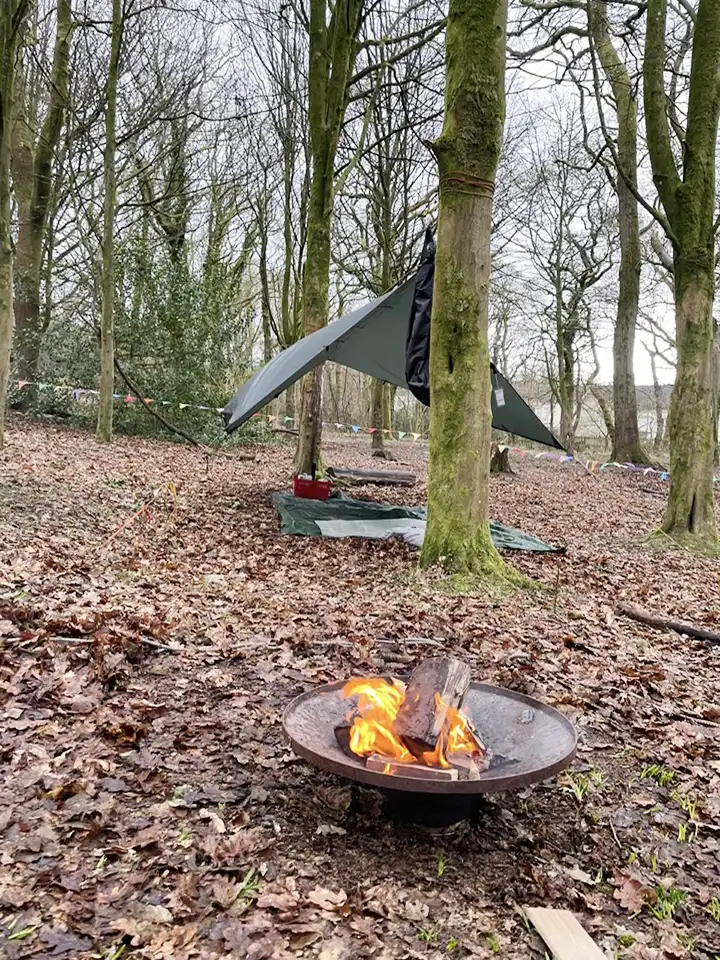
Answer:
[
  {"left": 97, "top": 0, "right": 122, "bottom": 443},
  {"left": 285, "top": 381, "right": 296, "bottom": 421},
  {"left": 293, "top": 178, "right": 331, "bottom": 472},
  {"left": 558, "top": 346, "right": 575, "bottom": 454},
  {"left": 370, "top": 377, "right": 387, "bottom": 454},
  {"left": 650, "top": 351, "right": 665, "bottom": 451},
  {"left": 293, "top": 0, "right": 362, "bottom": 476},
  {"left": 383, "top": 383, "right": 396, "bottom": 438},
  {"left": 590, "top": 386, "right": 615, "bottom": 447},
  {"left": 12, "top": 0, "right": 72, "bottom": 404},
  {"left": 420, "top": 0, "right": 513, "bottom": 579},
  {"left": 643, "top": 0, "right": 720, "bottom": 544},
  {"left": 588, "top": 0, "right": 650, "bottom": 465},
  {"left": 662, "top": 262, "right": 716, "bottom": 538},
  {"left": 0, "top": 1, "right": 30, "bottom": 446}
]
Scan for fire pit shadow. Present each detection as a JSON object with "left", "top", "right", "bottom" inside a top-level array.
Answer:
[{"left": 283, "top": 680, "right": 577, "bottom": 809}]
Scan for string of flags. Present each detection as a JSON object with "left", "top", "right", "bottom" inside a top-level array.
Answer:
[
  {"left": 14, "top": 379, "right": 227, "bottom": 414},
  {"left": 13, "top": 379, "right": 708, "bottom": 482},
  {"left": 12, "top": 379, "right": 429, "bottom": 439}
]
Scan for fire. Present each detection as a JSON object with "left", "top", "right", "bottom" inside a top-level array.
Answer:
[
  {"left": 340, "top": 678, "right": 485, "bottom": 769},
  {"left": 341, "top": 677, "right": 414, "bottom": 763}
]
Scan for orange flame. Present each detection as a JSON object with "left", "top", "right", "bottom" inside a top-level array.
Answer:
[
  {"left": 340, "top": 679, "right": 485, "bottom": 769},
  {"left": 341, "top": 678, "right": 414, "bottom": 763}
]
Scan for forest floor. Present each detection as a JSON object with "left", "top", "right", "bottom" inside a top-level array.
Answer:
[{"left": 1, "top": 418, "right": 719, "bottom": 960}]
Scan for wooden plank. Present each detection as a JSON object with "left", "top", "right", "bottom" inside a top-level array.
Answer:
[
  {"left": 393, "top": 657, "right": 471, "bottom": 750},
  {"left": 366, "top": 755, "right": 457, "bottom": 780},
  {"left": 525, "top": 908, "right": 605, "bottom": 960},
  {"left": 326, "top": 466, "right": 417, "bottom": 487}
]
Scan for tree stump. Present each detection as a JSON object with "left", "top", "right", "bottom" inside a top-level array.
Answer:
[{"left": 490, "top": 444, "right": 514, "bottom": 474}]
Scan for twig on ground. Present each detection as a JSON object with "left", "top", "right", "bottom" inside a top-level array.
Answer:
[{"left": 617, "top": 602, "right": 720, "bottom": 646}]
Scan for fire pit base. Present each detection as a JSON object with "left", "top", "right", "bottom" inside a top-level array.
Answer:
[
  {"left": 284, "top": 680, "right": 577, "bottom": 797},
  {"left": 381, "top": 789, "right": 477, "bottom": 827}
]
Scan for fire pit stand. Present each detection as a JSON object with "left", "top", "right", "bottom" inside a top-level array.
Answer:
[{"left": 283, "top": 680, "right": 577, "bottom": 826}]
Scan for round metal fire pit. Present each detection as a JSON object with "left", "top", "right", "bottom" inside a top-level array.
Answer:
[{"left": 283, "top": 680, "right": 577, "bottom": 796}]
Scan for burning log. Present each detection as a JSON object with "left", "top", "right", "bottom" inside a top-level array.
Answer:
[
  {"left": 366, "top": 755, "right": 458, "bottom": 781},
  {"left": 333, "top": 660, "right": 488, "bottom": 781},
  {"left": 394, "top": 657, "right": 471, "bottom": 751}
]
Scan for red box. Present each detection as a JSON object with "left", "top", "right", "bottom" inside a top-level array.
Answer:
[{"left": 293, "top": 476, "right": 332, "bottom": 500}]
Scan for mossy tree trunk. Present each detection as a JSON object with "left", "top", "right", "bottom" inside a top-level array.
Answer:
[
  {"left": 293, "top": 0, "right": 363, "bottom": 476},
  {"left": 644, "top": 0, "right": 720, "bottom": 544},
  {"left": 11, "top": 0, "right": 72, "bottom": 407},
  {"left": 97, "top": 0, "right": 123, "bottom": 444},
  {"left": 588, "top": 0, "right": 651, "bottom": 465},
  {"left": 0, "top": 0, "right": 31, "bottom": 447},
  {"left": 419, "top": 0, "right": 512, "bottom": 577}
]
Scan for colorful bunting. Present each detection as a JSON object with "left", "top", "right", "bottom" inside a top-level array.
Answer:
[{"left": 10, "top": 378, "right": 704, "bottom": 486}]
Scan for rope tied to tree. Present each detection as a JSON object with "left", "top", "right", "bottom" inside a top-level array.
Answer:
[{"left": 439, "top": 173, "right": 496, "bottom": 198}]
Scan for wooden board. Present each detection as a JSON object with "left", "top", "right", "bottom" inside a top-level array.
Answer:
[{"left": 525, "top": 908, "right": 605, "bottom": 960}]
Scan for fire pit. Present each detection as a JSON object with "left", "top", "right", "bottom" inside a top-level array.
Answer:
[{"left": 283, "top": 660, "right": 577, "bottom": 826}]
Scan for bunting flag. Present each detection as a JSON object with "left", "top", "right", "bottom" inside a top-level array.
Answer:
[{"left": 12, "top": 377, "right": 711, "bottom": 484}]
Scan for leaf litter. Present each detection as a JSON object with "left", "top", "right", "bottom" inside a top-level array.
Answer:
[{"left": 1, "top": 419, "right": 719, "bottom": 959}]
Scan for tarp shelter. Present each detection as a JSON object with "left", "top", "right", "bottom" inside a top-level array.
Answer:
[{"left": 224, "top": 279, "right": 562, "bottom": 450}]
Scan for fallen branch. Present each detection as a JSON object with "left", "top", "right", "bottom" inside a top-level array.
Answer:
[
  {"left": 114, "top": 358, "right": 205, "bottom": 448},
  {"left": 617, "top": 602, "right": 720, "bottom": 646}
]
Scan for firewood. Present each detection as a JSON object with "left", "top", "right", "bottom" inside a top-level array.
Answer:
[
  {"left": 393, "top": 657, "right": 471, "bottom": 750},
  {"left": 448, "top": 753, "right": 481, "bottom": 780},
  {"left": 334, "top": 721, "right": 355, "bottom": 759},
  {"left": 366, "top": 755, "right": 458, "bottom": 780}
]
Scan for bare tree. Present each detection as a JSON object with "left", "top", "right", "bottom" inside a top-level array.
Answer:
[
  {"left": 522, "top": 106, "right": 616, "bottom": 452},
  {"left": 12, "top": 0, "right": 72, "bottom": 403},
  {"left": 0, "top": 0, "right": 31, "bottom": 446},
  {"left": 97, "top": 0, "right": 123, "bottom": 442},
  {"left": 644, "top": 0, "right": 720, "bottom": 543}
]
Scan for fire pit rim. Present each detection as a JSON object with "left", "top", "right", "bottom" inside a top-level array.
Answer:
[{"left": 282, "top": 678, "right": 577, "bottom": 795}]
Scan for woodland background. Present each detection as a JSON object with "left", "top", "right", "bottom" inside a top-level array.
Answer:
[{"left": 2, "top": 0, "right": 705, "bottom": 455}]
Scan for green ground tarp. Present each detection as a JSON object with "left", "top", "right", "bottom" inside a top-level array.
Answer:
[{"left": 271, "top": 492, "right": 564, "bottom": 553}]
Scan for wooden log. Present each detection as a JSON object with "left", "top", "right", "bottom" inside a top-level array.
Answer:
[
  {"left": 366, "top": 755, "right": 458, "bottom": 781},
  {"left": 326, "top": 466, "right": 417, "bottom": 487},
  {"left": 617, "top": 602, "right": 720, "bottom": 646},
  {"left": 393, "top": 657, "right": 471, "bottom": 750}
]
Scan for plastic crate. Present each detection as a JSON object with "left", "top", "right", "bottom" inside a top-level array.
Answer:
[{"left": 293, "top": 476, "right": 332, "bottom": 500}]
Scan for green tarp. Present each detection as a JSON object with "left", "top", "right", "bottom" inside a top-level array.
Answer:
[{"left": 271, "top": 492, "right": 564, "bottom": 553}]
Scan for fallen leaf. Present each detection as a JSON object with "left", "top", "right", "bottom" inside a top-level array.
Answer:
[
  {"left": 613, "top": 874, "right": 649, "bottom": 913},
  {"left": 316, "top": 823, "right": 347, "bottom": 836},
  {"left": 307, "top": 886, "right": 348, "bottom": 911}
]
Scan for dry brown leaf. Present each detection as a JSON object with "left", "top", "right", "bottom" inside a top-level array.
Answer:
[{"left": 306, "top": 886, "right": 348, "bottom": 911}]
